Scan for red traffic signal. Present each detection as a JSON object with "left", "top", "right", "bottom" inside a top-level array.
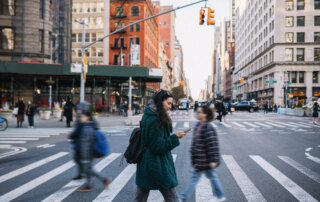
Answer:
[{"left": 199, "top": 9, "right": 205, "bottom": 25}]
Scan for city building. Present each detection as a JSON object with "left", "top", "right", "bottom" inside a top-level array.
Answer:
[
  {"left": 0, "top": 0, "right": 72, "bottom": 63},
  {"left": 174, "top": 39, "right": 184, "bottom": 87},
  {"left": 72, "top": 0, "right": 110, "bottom": 65},
  {"left": 234, "top": 0, "right": 320, "bottom": 106},
  {"left": 212, "top": 26, "right": 221, "bottom": 99},
  {"left": 159, "top": 42, "right": 173, "bottom": 90}
]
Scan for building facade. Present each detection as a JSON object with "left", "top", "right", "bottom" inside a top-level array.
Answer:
[
  {"left": 159, "top": 42, "right": 173, "bottom": 90},
  {"left": 72, "top": 0, "right": 110, "bottom": 65},
  {"left": 0, "top": 0, "right": 71, "bottom": 63},
  {"left": 234, "top": 0, "right": 320, "bottom": 106},
  {"left": 174, "top": 39, "right": 183, "bottom": 87}
]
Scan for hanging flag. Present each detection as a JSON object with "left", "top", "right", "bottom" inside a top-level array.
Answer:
[{"left": 82, "top": 53, "right": 88, "bottom": 83}]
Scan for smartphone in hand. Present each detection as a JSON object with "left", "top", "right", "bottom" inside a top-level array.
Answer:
[{"left": 184, "top": 128, "right": 191, "bottom": 133}]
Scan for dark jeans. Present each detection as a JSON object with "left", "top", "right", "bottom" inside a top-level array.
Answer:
[
  {"left": 28, "top": 115, "right": 34, "bottom": 126},
  {"left": 66, "top": 116, "right": 72, "bottom": 127},
  {"left": 135, "top": 186, "right": 179, "bottom": 202}
]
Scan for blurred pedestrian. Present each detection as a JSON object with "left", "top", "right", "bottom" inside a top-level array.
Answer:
[
  {"left": 60, "top": 98, "right": 66, "bottom": 122},
  {"left": 179, "top": 105, "right": 225, "bottom": 202},
  {"left": 215, "top": 99, "right": 225, "bottom": 123},
  {"left": 15, "top": 98, "right": 25, "bottom": 128},
  {"left": 273, "top": 104, "right": 278, "bottom": 113},
  {"left": 194, "top": 101, "right": 199, "bottom": 112},
  {"left": 312, "top": 102, "right": 319, "bottom": 125},
  {"left": 263, "top": 102, "right": 268, "bottom": 114},
  {"left": 64, "top": 97, "right": 74, "bottom": 127},
  {"left": 26, "top": 101, "right": 36, "bottom": 128},
  {"left": 187, "top": 102, "right": 189, "bottom": 112},
  {"left": 135, "top": 89, "right": 188, "bottom": 202},
  {"left": 227, "top": 101, "right": 232, "bottom": 115},
  {"left": 69, "top": 101, "right": 110, "bottom": 191}
]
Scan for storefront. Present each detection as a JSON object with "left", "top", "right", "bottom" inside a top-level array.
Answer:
[
  {"left": 0, "top": 62, "right": 162, "bottom": 112},
  {"left": 313, "top": 87, "right": 320, "bottom": 99},
  {"left": 286, "top": 87, "right": 306, "bottom": 107}
]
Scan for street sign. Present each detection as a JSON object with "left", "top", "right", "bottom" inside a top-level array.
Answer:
[
  {"left": 265, "top": 80, "right": 277, "bottom": 83},
  {"left": 287, "top": 82, "right": 291, "bottom": 85}
]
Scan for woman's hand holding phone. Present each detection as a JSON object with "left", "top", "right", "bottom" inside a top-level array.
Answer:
[{"left": 176, "top": 129, "right": 191, "bottom": 139}]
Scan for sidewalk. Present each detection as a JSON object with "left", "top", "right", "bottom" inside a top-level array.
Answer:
[{"left": 4, "top": 113, "right": 134, "bottom": 129}]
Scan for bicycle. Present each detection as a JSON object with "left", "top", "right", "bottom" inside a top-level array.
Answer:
[{"left": 0, "top": 117, "right": 8, "bottom": 131}]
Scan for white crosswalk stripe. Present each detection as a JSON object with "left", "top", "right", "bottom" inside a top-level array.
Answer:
[
  {"left": 288, "top": 122, "right": 312, "bottom": 128},
  {"left": 276, "top": 122, "right": 298, "bottom": 128},
  {"left": 0, "top": 141, "right": 26, "bottom": 144},
  {"left": 173, "top": 122, "right": 177, "bottom": 128},
  {"left": 250, "top": 155, "right": 318, "bottom": 202},
  {"left": 0, "top": 152, "right": 69, "bottom": 183},
  {"left": 211, "top": 123, "right": 218, "bottom": 128},
  {"left": 0, "top": 138, "right": 39, "bottom": 141},
  {"left": 278, "top": 156, "right": 320, "bottom": 184},
  {"left": 221, "top": 122, "right": 231, "bottom": 128},
  {"left": 264, "top": 122, "right": 285, "bottom": 128},
  {"left": 298, "top": 122, "right": 320, "bottom": 127},
  {"left": 222, "top": 155, "right": 266, "bottom": 202},
  {"left": 254, "top": 122, "right": 272, "bottom": 128},
  {"left": 231, "top": 122, "right": 245, "bottom": 128},
  {"left": 42, "top": 153, "right": 121, "bottom": 202},
  {"left": 242, "top": 122, "right": 259, "bottom": 128},
  {"left": 184, "top": 122, "right": 190, "bottom": 128},
  {"left": 0, "top": 161, "right": 75, "bottom": 202}
]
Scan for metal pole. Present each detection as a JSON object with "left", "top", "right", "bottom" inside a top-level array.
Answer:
[
  {"left": 80, "top": 20, "right": 86, "bottom": 101},
  {"left": 128, "top": 39, "right": 133, "bottom": 117}
]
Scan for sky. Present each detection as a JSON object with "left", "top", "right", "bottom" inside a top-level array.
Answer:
[{"left": 158, "top": 0, "right": 229, "bottom": 99}]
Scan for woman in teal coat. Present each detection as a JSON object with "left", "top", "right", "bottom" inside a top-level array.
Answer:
[{"left": 135, "top": 90, "right": 187, "bottom": 202}]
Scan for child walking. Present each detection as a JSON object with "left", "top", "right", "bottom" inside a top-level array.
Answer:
[{"left": 179, "top": 104, "right": 226, "bottom": 202}]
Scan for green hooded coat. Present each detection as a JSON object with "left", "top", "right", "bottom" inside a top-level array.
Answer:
[{"left": 136, "top": 104, "right": 180, "bottom": 190}]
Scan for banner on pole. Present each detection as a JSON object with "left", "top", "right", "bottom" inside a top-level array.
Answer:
[
  {"left": 131, "top": 44, "right": 140, "bottom": 65},
  {"left": 71, "top": 64, "right": 88, "bottom": 73}
]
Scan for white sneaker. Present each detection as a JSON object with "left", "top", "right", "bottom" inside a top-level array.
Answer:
[
  {"left": 31, "top": 126, "right": 34, "bottom": 128},
  {"left": 217, "top": 197, "right": 226, "bottom": 202}
]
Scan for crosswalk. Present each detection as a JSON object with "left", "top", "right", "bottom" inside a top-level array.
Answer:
[{"left": 0, "top": 152, "right": 319, "bottom": 201}]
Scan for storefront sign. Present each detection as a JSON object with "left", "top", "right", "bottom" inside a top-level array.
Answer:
[
  {"left": 71, "top": 64, "right": 88, "bottom": 73},
  {"left": 149, "top": 68, "right": 162, "bottom": 77}
]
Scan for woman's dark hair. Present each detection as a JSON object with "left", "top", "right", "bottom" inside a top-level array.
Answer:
[
  {"left": 200, "top": 104, "right": 215, "bottom": 122},
  {"left": 153, "top": 89, "right": 173, "bottom": 132}
]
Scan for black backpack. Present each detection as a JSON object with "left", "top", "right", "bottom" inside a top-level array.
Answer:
[{"left": 122, "top": 121, "right": 148, "bottom": 164}]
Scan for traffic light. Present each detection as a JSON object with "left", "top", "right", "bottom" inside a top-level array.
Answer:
[
  {"left": 207, "top": 7, "right": 215, "bottom": 25},
  {"left": 179, "top": 81, "right": 184, "bottom": 86},
  {"left": 199, "top": 9, "right": 205, "bottom": 25}
]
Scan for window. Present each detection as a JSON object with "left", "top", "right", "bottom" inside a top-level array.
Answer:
[
  {"left": 297, "top": 16, "right": 305, "bottom": 26},
  {"left": 129, "top": 38, "right": 133, "bottom": 46},
  {"left": 39, "top": 30, "right": 44, "bottom": 52},
  {"left": 72, "top": 49, "right": 76, "bottom": 57},
  {"left": 297, "top": 32, "right": 305, "bottom": 42},
  {"left": 285, "top": 48, "right": 293, "bottom": 61},
  {"left": 114, "top": 38, "right": 119, "bottom": 48},
  {"left": 165, "top": 41, "right": 169, "bottom": 46},
  {"left": 91, "top": 33, "right": 97, "bottom": 42},
  {"left": 136, "top": 37, "right": 140, "bottom": 45},
  {"left": 313, "top": 72, "right": 319, "bottom": 83},
  {"left": 113, "top": 55, "right": 119, "bottom": 65},
  {"left": 91, "top": 47, "right": 96, "bottom": 57},
  {"left": 297, "top": 48, "right": 304, "bottom": 61},
  {"left": 315, "top": 16, "right": 320, "bottom": 26},
  {"left": 97, "top": 48, "right": 103, "bottom": 57},
  {"left": 315, "top": 32, "right": 320, "bottom": 42},
  {"left": 299, "top": 72, "right": 304, "bottom": 83},
  {"left": 0, "top": 27, "right": 14, "bottom": 50},
  {"left": 120, "top": 38, "right": 125, "bottom": 48},
  {"left": 72, "top": 34, "right": 76, "bottom": 42},
  {"left": 285, "top": 32, "right": 294, "bottom": 42},
  {"left": 315, "top": 48, "right": 320, "bottom": 61},
  {"left": 285, "top": 0, "right": 294, "bottom": 11},
  {"left": 297, "top": 0, "right": 304, "bottom": 10},
  {"left": 129, "top": 23, "right": 134, "bottom": 32},
  {"left": 40, "top": 0, "right": 44, "bottom": 19},
  {"left": 285, "top": 16, "right": 294, "bottom": 27},
  {"left": 292, "top": 72, "right": 297, "bottom": 83},
  {"left": 136, "top": 23, "right": 140, "bottom": 32},
  {"left": 78, "top": 33, "right": 82, "bottom": 42},
  {"left": 78, "top": 49, "right": 81, "bottom": 57},
  {"left": 315, "top": 0, "right": 320, "bottom": 9},
  {"left": 131, "top": 6, "right": 139, "bottom": 16},
  {"left": 115, "top": 7, "right": 124, "bottom": 16},
  {"left": 0, "top": 0, "right": 15, "bottom": 15},
  {"left": 114, "top": 22, "right": 125, "bottom": 30},
  {"left": 85, "top": 33, "right": 90, "bottom": 42}
]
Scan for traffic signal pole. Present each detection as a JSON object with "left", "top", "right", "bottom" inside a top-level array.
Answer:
[{"left": 79, "top": 0, "right": 207, "bottom": 103}]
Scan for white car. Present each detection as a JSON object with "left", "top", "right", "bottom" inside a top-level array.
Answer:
[{"left": 302, "top": 98, "right": 320, "bottom": 109}]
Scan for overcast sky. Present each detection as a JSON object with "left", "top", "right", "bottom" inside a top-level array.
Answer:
[{"left": 158, "top": 0, "right": 229, "bottom": 99}]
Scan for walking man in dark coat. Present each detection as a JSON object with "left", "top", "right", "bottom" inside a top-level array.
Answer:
[
  {"left": 64, "top": 97, "right": 74, "bottom": 127},
  {"left": 16, "top": 98, "right": 25, "bottom": 128}
]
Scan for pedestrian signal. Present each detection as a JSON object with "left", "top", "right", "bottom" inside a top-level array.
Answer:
[
  {"left": 199, "top": 9, "right": 205, "bottom": 25},
  {"left": 207, "top": 8, "right": 215, "bottom": 25}
]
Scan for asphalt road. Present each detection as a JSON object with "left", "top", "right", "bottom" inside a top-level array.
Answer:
[{"left": 0, "top": 111, "right": 319, "bottom": 202}]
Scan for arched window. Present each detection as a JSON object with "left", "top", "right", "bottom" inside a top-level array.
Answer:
[{"left": 131, "top": 6, "right": 139, "bottom": 16}]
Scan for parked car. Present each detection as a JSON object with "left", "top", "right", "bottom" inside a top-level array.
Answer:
[{"left": 232, "top": 101, "right": 259, "bottom": 112}]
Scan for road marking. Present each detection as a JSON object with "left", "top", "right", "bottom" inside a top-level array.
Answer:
[
  {"left": 173, "top": 122, "right": 177, "bottom": 128},
  {"left": 278, "top": 156, "right": 320, "bottom": 184},
  {"left": 93, "top": 164, "right": 136, "bottom": 202},
  {"left": 242, "top": 122, "right": 259, "bottom": 128},
  {"left": 264, "top": 122, "right": 285, "bottom": 128},
  {"left": 184, "top": 122, "right": 190, "bottom": 128},
  {"left": 37, "top": 144, "right": 56, "bottom": 148},
  {"left": 254, "top": 122, "right": 272, "bottom": 128},
  {"left": 147, "top": 155, "right": 177, "bottom": 202},
  {"left": 42, "top": 153, "right": 121, "bottom": 202},
  {"left": 211, "top": 123, "right": 218, "bottom": 128},
  {"left": 221, "top": 122, "right": 231, "bottom": 128},
  {"left": 250, "top": 155, "right": 317, "bottom": 202},
  {"left": 231, "top": 122, "right": 245, "bottom": 128},
  {"left": 288, "top": 122, "right": 312, "bottom": 128},
  {"left": 0, "top": 141, "right": 26, "bottom": 144},
  {"left": 0, "top": 138, "right": 39, "bottom": 141},
  {"left": 0, "top": 152, "right": 68, "bottom": 183},
  {"left": 305, "top": 152, "right": 320, "bottom": 164},
  {"left": 0, "top": 161, "right": 74, "bottom": 202},
  {"left": 0, "top": 135, "right": 50, "bottom": 138},
  {"left": 276, "top": 122, "right": 298, "bottom": 128},
  {"left": 222, "top": 155, "right": 266, "bottom": 202},
  {"left": 0, "top": 146, "right": 27, "bottom": 159}
]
